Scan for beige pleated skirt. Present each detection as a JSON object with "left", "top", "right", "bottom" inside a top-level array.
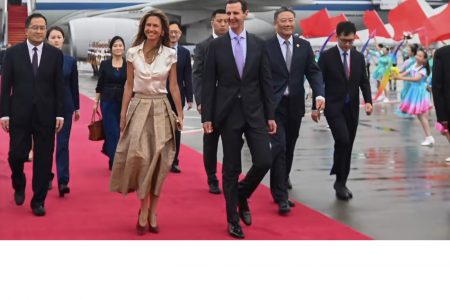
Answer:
[{"left": 110, "top": 93, "right": 176, "bottom": 199}]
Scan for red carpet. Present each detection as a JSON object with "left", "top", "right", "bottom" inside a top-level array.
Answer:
[{"left": 0, "top": 95, "right": 370, "bottom": 240}]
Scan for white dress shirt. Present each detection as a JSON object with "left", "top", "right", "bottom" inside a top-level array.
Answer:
[
  {"left": 337, "top": 44, "right": 351, "bottom": 73},
  {"left": 27, "top": 40, "right": 43, "bottom": 67}
]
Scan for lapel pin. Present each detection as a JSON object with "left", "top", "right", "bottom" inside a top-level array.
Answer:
[{"left": 296, "top": 44, "right": 300, "bottom": 48}]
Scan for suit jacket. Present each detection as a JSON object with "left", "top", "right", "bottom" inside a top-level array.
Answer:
[
  {"left": 192, "top": 35, "right": 214, "bottom": 106},
  {"left": 201, "top": 32, "right": 274, "bottom": 129},
  {"left": 432, "top": 45, "right": 450, "bottom": 123},
  {"left": 265, "top": 35, "right": 324, "bottom": 122},
  {"left": 0, "top": 42, "right": 64, "bottom": 127},
  {"left": 63, "top": 55, "right": 80, "bottom": 114},
  {"left": 167, "top": 45, "right": 193, "bottom": 110},
  {"left": 318, "top": 46, "right": 372, "bottom": 119},
  {"left": 95, "top": 58, "right": 127, "bottom": 103}
]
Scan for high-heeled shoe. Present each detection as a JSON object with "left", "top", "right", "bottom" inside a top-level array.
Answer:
[
  {"left": 136, "top": 210, "right": 148, "bottom": 235},
  {"left": 148, "top": 213, "right": 159, "bottom": 234}
]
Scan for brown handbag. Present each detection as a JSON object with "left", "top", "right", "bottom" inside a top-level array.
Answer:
[{"left": 88, "top": 109, "right": 105, "bottom": 141}]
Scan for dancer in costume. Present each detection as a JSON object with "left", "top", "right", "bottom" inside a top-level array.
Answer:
[{"left": 394, "top": 49, "right": 434, "bottom": 146}]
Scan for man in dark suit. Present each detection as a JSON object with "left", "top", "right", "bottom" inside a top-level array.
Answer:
[
  {"left": 318, "top": 21, "right": 372, "bottom": 201},
  {"left": 265, "top": 7, "right": 325, "bottom": 215},
  {"left": 432, "top": 45, "right": 450, "bottom": 162},
  {"left": 0, "top": 13, "right": 64, "bottom": 216},
  {"left": 202, "top": 0, "right": 276, "bottom": 239},
  {"left": 167, "top": 21, "right": 193, "bottom": 173},
  {"left": 193, "top": 9, "right": 229, "bottom": 195}
]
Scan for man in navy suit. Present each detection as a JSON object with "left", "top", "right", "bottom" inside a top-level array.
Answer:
[
  {"left": 0, "top": 13, "right": 64, "bottom": 216},
  {"left": 192, "top": 9, "right": 229, "bottom": 195},
  {"left": 202, "top": 0, "right": 276, "bottom": 238},
  {"left": 318, "top": 21, "right": 372, "bottom": 200},
  {"left": 265, "top": 6, "right": 325, "bottom": 215},
  {"left": 167, "top": 21, "right": 193, "bottom": 173}
]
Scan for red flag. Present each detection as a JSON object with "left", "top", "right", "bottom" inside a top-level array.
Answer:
[
  {"left": 329, "top": 14, "right": 348, "bottom": 42},
  {"left": 388, "top": 0, "right": 428, "bottom": 40},
  {"left": 299, "top": 9, "right": 332, "bottom": 38},
  {"left": 420, "top": 5, "right": 450, "bottom": 46},
  {"left": 363, "top": 10, "right": 391, "bottom": 38}
]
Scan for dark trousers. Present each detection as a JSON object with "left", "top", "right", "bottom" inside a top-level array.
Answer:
[
  {"left": 327, "top": 106, "right": 358, "bottom": 184},
  {"left": 270, "top": 97, "right": 302, "bottom": 202},
  {"left": 8, "top": 105, "right": 55, "bottom": 208},
  {"left": 55, "top": 112, "right": 73, "bottom": 185},
  {"left": 203, "top": 130, "right": 220, "bottom": 185},
  {"left": 173, "top": 129, "right": 181, "bottom": 166},
  {"left": 220, "top": 101, "right": 272, "bottom": 224},
  {"left": 100, "top": 100, "right": 121, "bottom": 168}
]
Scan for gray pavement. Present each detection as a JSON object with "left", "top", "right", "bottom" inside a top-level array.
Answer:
[{"left": 79, "top": 62, "right": 450, "bottom": 240}]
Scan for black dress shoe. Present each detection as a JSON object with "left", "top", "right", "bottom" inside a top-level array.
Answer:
[
  {"left": 334, "top": 182, "right": 350, "bottom": 201},
  {"left": 287, "top": 177, "right": 293, "bottom": 190},
  {"left": 170, "top": 164, "right": 181, "bottom": 173},
  {"left": 278, "top": 201, "right": 291, "bottom": 215},
  {"left": 31, "top": 205, "right": 46, "bottom": 217},
  {"left": 228, "top": 223, "right": 245, "bottom": 239},
  {"left": 14, "top": 190, "right": 25, "bottom": 206},
  {"left": 58, "top": 184, "right": 70, "bottom": 197},
  {"left": 344, "top": 186, "right": 353, "bottom": 198},
  {"left": 238, "top": 197, "right": 252, "bottom": 226},
  {"left": 288, "top": 200, "right": 296, "bottom": 207},
  {"left": 208, "top": 182, "right": 221, "bottom": 194}
]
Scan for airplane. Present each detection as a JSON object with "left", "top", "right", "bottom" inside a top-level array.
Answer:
[{"left": 3, "top": 0, "right": 448, "bottom": 59}]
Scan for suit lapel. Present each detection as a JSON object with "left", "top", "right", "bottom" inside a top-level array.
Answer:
[
  {"left": 241, "top": 32, "right": 251, "bottom": 78},
  {"left": 291, "top": 37, "right": 302, "bottom": 74},
  {"left": 21, "top": 42, "right": 34, "bottom": 75},
  {"left": 271, "top": 35, "right": 289, "bottom": 74},
  {"left": 333, "top": 46, "right": 347, "bottom": 80},
  {"left": 350, "top": 49, "right": 358, "bottom": 82},
  {"left": 37, "top": 43, "right": 50, "bottom": 77},
  {"left": 224, "top": 33, "right": 241, "bottom": 80}
]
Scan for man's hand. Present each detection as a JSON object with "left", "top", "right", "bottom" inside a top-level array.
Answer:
[
  {"left": 1, "top": 119, "right": 10, "bottom": 133},
  {"left": 197, "top": 104, "right": 202, "bottom": 114},
  {"left": 268, "top": 120, "right": 277, "bottom": 135},
  {"left": 55, "top": 119, "right": 64, "bottom": 133},
  {"left": 203, "top": 121, "right": 213, "bottom": 134},
  {"left": 74, "top": 111, "right": 80, "bottom": 122},
  {"left": 187, "top": 102, "right": 193, "bottom": 110},
  {"left": 311, "top": 110, "right": 321, "bottom": 123},
  {"left": 316, "top": 99, "right": 325, "bottom": 111},
  {"left": 365, "top": 103, "right": 373, "bottom": 115}
]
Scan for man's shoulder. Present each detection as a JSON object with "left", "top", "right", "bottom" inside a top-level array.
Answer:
[
  {"left": 198, "top": 36, "right": 213, "bottom": 47},
  {"left": 435, "top": 45, "right": 450, "bottom": 57},
  {"left": 178, "top": 45, "right": 190, "bottom": 54}
]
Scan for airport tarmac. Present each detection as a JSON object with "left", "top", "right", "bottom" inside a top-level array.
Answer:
[{"left": 79, "top": 62, "right": 450, "bottom": 240}]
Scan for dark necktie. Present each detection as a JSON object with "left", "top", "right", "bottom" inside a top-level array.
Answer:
[
  {"left": 32, "top": 47, "right": 38, "bottom": 75},
  {"left": 343, "top": 51, "right": 350, "bottom": 79},
  {"left": 343, "top": 51, "right": 350, "bottom": 104},
  {"left": 284, "top": 40, "right": 292, "bottom": 72}
]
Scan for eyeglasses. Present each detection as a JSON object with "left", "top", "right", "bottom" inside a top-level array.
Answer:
[
  {"left": 339, "top": 38, "right": 355, "bottom": 44},
  {"left": 28, "top": 26, "right": 47, "bottom": 31},
  {"left": 169, "top": 30, "right": 181, "bottom": 35}
]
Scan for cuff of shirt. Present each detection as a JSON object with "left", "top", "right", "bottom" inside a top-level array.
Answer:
[
  {"left": 315, "top": 96, "right": 325, "bottom": 102},
  {"left": 56, "top": 117, "right": 64, "bottom": 121},
  {"left": 1, "top": 116, "right": 10, "bottom": 121}
]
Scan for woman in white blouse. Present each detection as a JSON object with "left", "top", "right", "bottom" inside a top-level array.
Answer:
[{"left": 110, "top": 9, "right": 184, "bottom": 235}]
